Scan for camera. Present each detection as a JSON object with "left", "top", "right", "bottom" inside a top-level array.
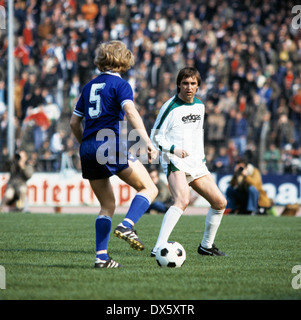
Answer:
[{"left": 14, "top": 153, "right": 21, "bottom": 161}]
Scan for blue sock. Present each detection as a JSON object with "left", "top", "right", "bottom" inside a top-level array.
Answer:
[
  {"left": 95, "top": 215, "right": 112, "bottom": 261},
  {"left": 122, "top": 193, "right": 150, "bottom": 228}
]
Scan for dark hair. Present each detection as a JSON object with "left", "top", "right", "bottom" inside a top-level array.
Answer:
[
  {"left": 176, "top": 67, "right": 201, "bottom": 93},
  {"left": 235, "top": 157, "right": 248, "bottom": 166}
]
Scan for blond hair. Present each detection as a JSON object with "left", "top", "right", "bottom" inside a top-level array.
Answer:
[{"left": 94, "top": 41, "right": 135, "bottom": 74}]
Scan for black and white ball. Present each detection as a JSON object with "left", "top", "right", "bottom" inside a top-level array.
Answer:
[{"left": 156, "top": 241, "right": 186, "bottom": 268}]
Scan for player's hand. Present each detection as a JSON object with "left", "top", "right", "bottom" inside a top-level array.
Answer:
[
  {"left": 174, "top": 147, "right": 189, "bottom": 159},
  {"left": 148, "top": 145, "right": 159, "bottom": 163}
]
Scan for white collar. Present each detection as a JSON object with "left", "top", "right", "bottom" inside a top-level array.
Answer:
[{"left": 100, "top": 71, "right": 121, "bottom": 78}]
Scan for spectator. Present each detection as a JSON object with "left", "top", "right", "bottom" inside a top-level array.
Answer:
[
  {"left": 0, "top": 111, "right": 8, "bottom": 151},
  {"left": 96, "top": 4, "right": 111, "bottom": 31},
  {"left": 217, "top": 90, "right": 237, "bottom": 114},
  {"left": 68, "top": 74, "right": 81, "bottom": 112},
  {"left": 0, "top": 80, "right": 6, "bottom": 115},
  {"left": 0, "top": 146, "right": 9, "bottom": 172},
  {"left": 77, "top": 43, "right": 91, "bottom": 87},
  {"left": 207, "top": 105, "right": 226, "bottom": 148},
  {"left": 50, "top": 129, "right": 65, "bottom": 155},
  {"left": 229, "top": 111, "right": 249, "bottom": 157},
  {"left": 152, "top": 34, "right": 167, "bottom": 56},
  {"left": 81, "top": 0, "right": 98, "bottom": 22},
  {"left": 272, "top": 113, "right": 294, "bottom": 149},
  {"left": 21, "top": 73, "right": 38, "bottom": 119},
  {"left": 289, "top": 87, "right": 301, "bottom": 143},
  {"left": 64, "top": 137, "right": 81, "bottom": 171},
  {"left": 66, "top": 40, "right": 80, "bottom": 84},
  {"left": 148, "top": 11, "right": 167, "bottom": 35},
  {"left": 41, "top": 64, "right": 60, "bottom": 97},
  {"left": 166, "top": 29, "right": 182, "bottom": 56},
  {"left": 37, "top": 16, "right": 55, "bottom": 40},
  {"left": 0, "top": 151, "right": 33, "bottom": 212},
  {"left": 282, "top": 142, "right": 301, "bottom": 174},
  {"left": 22, "top": 19, "right": 34, "bottom": 48},
  {"left": 182, "top": 11, "right": 202, "bottom": 36},
  {"left": 149, "top": 56, "right": 165, "bottom": 89},
  {"left": 24, "top": 58, "right": 39, "bottom": 78},
  {"left": 0, "top": 0, "right": 300, "bottom": 177},
  {"left": 14, "top": 36, "right": 30, "bottom": 67},
  {"left": 249, "top": 93, "right": 268, "bottom": 143},
  {"left": 213, "top": 146, "right": 230, "bottom": 173},
  {"left": 226, "top": 159, "right": 272, "bottom": 215},
  {"left": 263, "top": 143, "right": 281, "bottom": 174},
  {"left": 38, "top": 140, "right": 58, "bottom": 172}
]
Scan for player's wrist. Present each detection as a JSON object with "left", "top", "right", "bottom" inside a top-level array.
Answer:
[{"left": 170, "top": 145, "right": 175, "bottom": 154}]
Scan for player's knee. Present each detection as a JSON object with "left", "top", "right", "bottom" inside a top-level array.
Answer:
[
  {"left": 211, "top": 195, "right": 227, "bottom": 211},
  {"left": 216, "top": 197, "right": 227, "bottom": 211},
  {"left": 174, "top": 196, "right": 190, "bottom": 211},
  {"left": 148, "top": 184, "right": 158, "bottom": 202},
  {"left": 182, "top": 198, "right": 190, "bottom": 210},
  {"left": 101, "top": 203, "right": 116, "bottom": 216}
]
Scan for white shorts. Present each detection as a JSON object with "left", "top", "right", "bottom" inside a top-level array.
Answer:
[
  {"left": 185, "top": 165, "right": 210, "bottom": 184},
  {"left": 166, "top": 161, "right": 210, "bottom": 184}
]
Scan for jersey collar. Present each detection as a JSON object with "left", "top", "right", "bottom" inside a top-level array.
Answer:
[{"left": 100, "top": 71, "right": 121, "bottom": 78}]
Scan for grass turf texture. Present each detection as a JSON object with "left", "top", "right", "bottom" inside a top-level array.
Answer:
[{"left": 0, "top": 212, "right": 301, "bottom": 300}]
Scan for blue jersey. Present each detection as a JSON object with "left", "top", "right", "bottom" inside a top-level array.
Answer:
[{"left": 73, "top": 72, "right": 133, "bottom": 141}]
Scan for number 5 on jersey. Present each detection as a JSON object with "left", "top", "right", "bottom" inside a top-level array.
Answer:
[{"left": 89, "top": 83, "right": 106, "bottom": 118}]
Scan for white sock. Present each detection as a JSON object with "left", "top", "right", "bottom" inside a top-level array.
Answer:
[
  {"left": 154, "top": 206, "right": 183, "bottom": 251},
  {"left": 201, "top": 207, "right": 224, "bottom": 249}
]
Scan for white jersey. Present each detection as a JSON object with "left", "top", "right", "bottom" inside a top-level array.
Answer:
[{"left": 151, "top": 94, "right": 208, "bottom": 180}]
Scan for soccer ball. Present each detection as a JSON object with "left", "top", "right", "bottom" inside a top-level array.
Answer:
[{"left": 156, "top": 241, "right": 186, "bottom": 268}]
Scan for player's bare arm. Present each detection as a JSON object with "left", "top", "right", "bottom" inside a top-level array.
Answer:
[
  {"left": 70, "top": 113, "right": 84, "bottom": 144},
  {"left": 123, "top": 101, "right": 159, "bottom": 162}
]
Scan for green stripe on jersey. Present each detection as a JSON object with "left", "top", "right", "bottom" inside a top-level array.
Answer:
[{"left": 155, "top": 95, "right": 203, "bottom": 130}]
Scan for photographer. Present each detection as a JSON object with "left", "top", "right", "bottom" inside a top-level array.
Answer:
[
  {"left": 225, "top": 159, "right": 272, "bottom": 215},
  {"left": 0, "top": 150, "right": 33, "bottom": 212}
]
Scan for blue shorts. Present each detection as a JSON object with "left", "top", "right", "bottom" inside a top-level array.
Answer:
[{"left": 80, "top": 132, "right": 131, "bottom": 180}]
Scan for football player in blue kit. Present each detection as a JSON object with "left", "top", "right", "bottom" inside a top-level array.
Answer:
[{"left": 70, "top": 41, "right": 158, "bottom": 268}]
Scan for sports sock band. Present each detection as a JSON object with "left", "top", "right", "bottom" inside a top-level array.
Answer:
[
  {"left": 122, "top": 193, "right": 150, "bottom": 228},
  {"left": 154, "top": 206, "right": 183, "bottom": 250},
  {"left": 95, "top": 215, "right": 112, "bottom": 260},
  {"left": 201, "top": 207, "right": 224, "bottom": 249}
]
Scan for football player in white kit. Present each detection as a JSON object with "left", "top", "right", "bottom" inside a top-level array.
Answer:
[{"left": 150, "top": 67, "right": 227, "bottom": 256}]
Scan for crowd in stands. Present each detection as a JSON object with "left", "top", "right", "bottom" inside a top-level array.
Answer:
[{"left": 0, "top": 0, "right": 300, "bottom": 175}]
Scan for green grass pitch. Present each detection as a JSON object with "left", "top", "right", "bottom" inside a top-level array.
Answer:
[{"left": 0, "top": 212, "right": 301, "bottom": 300}]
